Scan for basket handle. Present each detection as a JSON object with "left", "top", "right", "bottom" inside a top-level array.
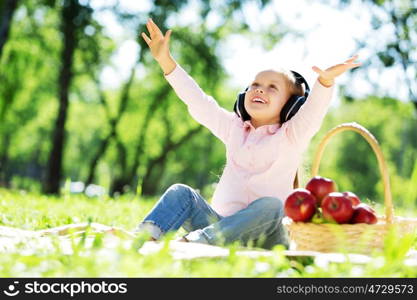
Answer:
[{"left": 311, "top": 122, "right": 394, "bottom": 224}]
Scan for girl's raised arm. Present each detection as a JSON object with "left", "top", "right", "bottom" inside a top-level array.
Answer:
[
  {"left": 141, "top": 19, "right": 235, "bottom": 144},
  {"left": 285, "top": 55, "right": 361, "bottom": 149},
  {"left": 141, "top": 19, "right": 175, "bottom": 75}
]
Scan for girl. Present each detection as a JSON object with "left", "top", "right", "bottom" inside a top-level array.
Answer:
[
  {"left": 1, "top": 20, "right": 360, "bottom": 249},
  {"left": 135, "top": 19, "right": 361, "bottom": 249}
]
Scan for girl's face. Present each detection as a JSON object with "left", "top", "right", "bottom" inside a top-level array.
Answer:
[{"left": 244, "top": 70, "right": 290, "bottom": 125}]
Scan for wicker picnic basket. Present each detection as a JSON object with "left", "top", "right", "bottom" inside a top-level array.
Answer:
[{"left": 283, "top": 122, "right": 417, "bottom": 254}]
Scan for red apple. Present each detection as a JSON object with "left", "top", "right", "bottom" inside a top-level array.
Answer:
[
  {"left": 284, "top": 188, "right": 317, "bottom": 222},
  {"left": 321, "top": 192, "right": 354, "bottom": 224},
  {"left": 305, "top": 176, "right": 337, "bottom": 205},
  {"left": 350, "top": 203, "right": 378, "bottom": 224},
  {"left": 342, "top": 191, "right": 361, "bottom": 207}
]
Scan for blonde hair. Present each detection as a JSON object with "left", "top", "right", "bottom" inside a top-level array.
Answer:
[{"left": 273, "top": 67, "right": 305, "bottom": 99}]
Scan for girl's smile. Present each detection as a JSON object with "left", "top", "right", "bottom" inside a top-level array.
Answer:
[{"left": 251, "top": 96, "right": 268, "bottom": 104}]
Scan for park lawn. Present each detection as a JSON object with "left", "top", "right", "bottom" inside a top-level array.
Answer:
[{"left": 0, "top": 188, "right": 416, "bottom": 277}]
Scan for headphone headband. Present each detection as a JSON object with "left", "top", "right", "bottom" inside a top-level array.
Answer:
[{"left": 290, "top": 70, "right": 310, "bottom": 96}]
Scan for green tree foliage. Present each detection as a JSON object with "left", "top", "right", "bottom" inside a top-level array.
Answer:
[
  {"left": 331, "top": 0, "right": 417, "bottom": 110},
  {"left": 0, "top": 1, "right": 61, "bottom": 188}
]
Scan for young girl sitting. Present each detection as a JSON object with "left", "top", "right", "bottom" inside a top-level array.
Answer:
[
  {"left": 134, "top": 19, "right": 361, "bottom": 249},
  {"left": 15, "top": 19, "right": 359, "bottom": 249}
]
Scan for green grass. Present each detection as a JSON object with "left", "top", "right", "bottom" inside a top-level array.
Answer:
[{"left": 0, "top": 188, "right": 416, "bottom": 277}]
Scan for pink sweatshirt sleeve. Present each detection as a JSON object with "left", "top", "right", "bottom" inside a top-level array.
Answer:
[
  {"left": 284, "top": 79, "right": 334, "bottom": 149},
  {"left": 164, "top": 64, "right": 236, "bottom": 144}
]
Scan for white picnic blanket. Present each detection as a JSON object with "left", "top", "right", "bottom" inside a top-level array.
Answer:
[{"left": 1, "top": 225, "right": 416, "bottom": 266}]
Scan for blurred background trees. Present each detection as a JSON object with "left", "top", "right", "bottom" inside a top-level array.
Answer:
[
  {"left": 328, "top": 0, "right": 417, "bottom": 109},
  {"left": 0, "top": 0, "right": 416, "bottom": 208}
]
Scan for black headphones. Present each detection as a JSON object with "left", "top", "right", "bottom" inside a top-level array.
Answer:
[{"left": 233, "top": 70, "right": 310, "bottom": 124}]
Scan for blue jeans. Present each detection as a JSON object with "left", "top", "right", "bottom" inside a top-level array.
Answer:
[{"left": 135, "top": 183, "right": 289, "bottom": 250}]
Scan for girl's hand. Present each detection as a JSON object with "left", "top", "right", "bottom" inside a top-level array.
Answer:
[
  {"left": 312, "top": 55, "right": 362, "bottom": 87},
  {"left": 141, "top": 19, "right": 172, "bottom": 63}
]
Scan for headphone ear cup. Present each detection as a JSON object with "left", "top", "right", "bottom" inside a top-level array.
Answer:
[
  {"left": 234, "top": 92, "right": 244, "bottom": 118},
  {"left": 280, "top": 95, "right": 306, "bottom": 123},
  {"left": 234, "top": 91, "right": 251, "bottom": 121},
  {"left": 290, "top": 70, "right": 310, "bottom": 97}
]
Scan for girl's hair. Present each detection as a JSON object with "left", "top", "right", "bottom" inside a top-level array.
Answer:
[
  {"left": 293, "top": 170, "right": 300, "bottom": 188},
  {"left": 274, "top": 67, "right": 305, "bottom": 101}
]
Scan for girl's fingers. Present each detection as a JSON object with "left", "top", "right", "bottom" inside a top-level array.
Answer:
[
  {"left": 164, "top": 29, "right": 172, "bottom": 43},
  {"left": 146, "top": 20, "right": 154, "bottom": 37},
  {"left": 312, "top": 66, "right": 324, "bottom": 75},
  {"left": 150, "top": 18, "right": 164, "bottom": 38},
  {"left": 345, "top": 62, "right": 362, "bottom": 70},
  {"left": 348, "top": 64, "right": 361, "bottom": 70},
  {"left": 346, "top": 55, "right": 359, "bottom": 63},
  {"left": 141, "top": 32, "right": 151, "bottom": 46}
]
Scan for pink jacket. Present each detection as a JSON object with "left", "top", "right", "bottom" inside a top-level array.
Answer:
[{"left": 165, "top": 65, "right": 334, "bottom": 217}]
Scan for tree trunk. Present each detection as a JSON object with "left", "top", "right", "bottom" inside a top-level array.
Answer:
[
  {"left": 141, "top": 156, "right": 168, "bottom": 196},
  {"left": 109, "top": 139, "right": 129, "bottom": 195},
  {"left": 106, "top": 85, "right": 169, "bottom": 196},
  {"left": 84, "top": 128, "right": 114, "bottom": 186},
  {"left": 43, "top": 0, "right": 78, "bottom": 194},
  {"left": 0, "top": 132, "right": 11, "bottom": 187},
  {"left": 124, "top": 85, "right": 170, "bottom": 187},
  {"left": 84, "top": 57, "right": 140, "bottom": 187},
  {"left": 0, "top": 0, "right": 18, "bottom": 60},
  {"left": 195, "top": 135, "right": 213, "bottom": 189},
  {"left": 141, "top": 126, "right": 203, "bottom": 196}
]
